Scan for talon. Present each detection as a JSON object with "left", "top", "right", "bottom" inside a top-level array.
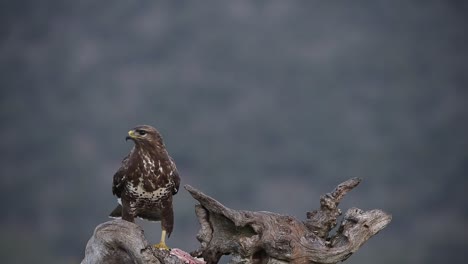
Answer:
[
  {"left": 154, "top": 241, "right": 170, "bottom": 250},
  {"left": 154, "top": 229, "right": 170, "bottom": 250}
]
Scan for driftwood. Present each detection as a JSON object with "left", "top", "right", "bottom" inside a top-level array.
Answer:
[
  {"left": 81, "top": 178, "right": 391, "bottom": 264},
  {"left": 81, "top": 220, "right": 188, "bottom": 264},
  {"left": 187, "top": 178, "right": 391, "bottom": 264}
]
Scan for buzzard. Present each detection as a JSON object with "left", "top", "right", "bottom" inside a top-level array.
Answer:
[{"left": 109, "top": 125, "right": 180, "bottom": 250}]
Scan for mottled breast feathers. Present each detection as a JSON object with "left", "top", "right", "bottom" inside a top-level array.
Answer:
[{"left": 111, "top": 125, "right": 180, "bottom": 208}]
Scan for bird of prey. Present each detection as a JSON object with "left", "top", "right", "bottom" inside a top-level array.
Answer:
[{"left": 109, "top": 125, "right": 180, "bottom": 250}]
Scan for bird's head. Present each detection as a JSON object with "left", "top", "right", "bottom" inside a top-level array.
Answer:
[{"left": 126, "top": 125, "right": 164, "bottom": 148}]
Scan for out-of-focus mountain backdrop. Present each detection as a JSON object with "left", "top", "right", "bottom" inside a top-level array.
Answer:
[{"left": 1, "top": 1, "right": 467, "bottom": 263}]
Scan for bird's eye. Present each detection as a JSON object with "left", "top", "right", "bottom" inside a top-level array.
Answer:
[{"left": 138, "top": 130, "right": 147, "bottom": 136}]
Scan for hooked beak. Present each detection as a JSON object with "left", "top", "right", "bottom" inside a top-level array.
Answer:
[{"left": 126, "top": 130, "right": 136, "bottom": 141}]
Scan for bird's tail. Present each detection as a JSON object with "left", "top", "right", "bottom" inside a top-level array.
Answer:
[{"left": 109, "top": 204, "right": 122, "bottom": 218}]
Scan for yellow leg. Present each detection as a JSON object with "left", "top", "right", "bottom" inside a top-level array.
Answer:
[{"left": 154, "top": 230, "right": 170, "bottom": 250}]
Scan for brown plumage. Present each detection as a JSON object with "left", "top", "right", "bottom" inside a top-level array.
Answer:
[{"left": 110, "top": 125, "right": 180, "bottom": 248}]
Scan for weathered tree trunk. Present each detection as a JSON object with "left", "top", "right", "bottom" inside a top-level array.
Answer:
[
  {"left": 81, "top": 178, "right": 391, "bottom": 264},
  {"left": 186, "top": 178, "right": 391, "bottom": 264},
  {"left": 81, "top": 220, "right": 184, "bottom": 264}
]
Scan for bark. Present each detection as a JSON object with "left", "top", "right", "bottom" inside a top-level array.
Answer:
[
  {"left": 81, "top": 178, "right": 391, "bottom": 264},
  {"left": 186, "top": 178, "right": 391, "bottom": 264},
  {"left": 81, "top": 220, "right": 184, "bottom": 264}
]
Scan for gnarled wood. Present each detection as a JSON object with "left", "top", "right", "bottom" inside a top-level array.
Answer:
[
  {"left": 81, "top": 220, "right": 184, "bottom": 264},
  {"left": 186, "top": 178, "right": 391, "bottom": 264},
  {"left": 81, "top": 178, "right": 390, "bottom": 264}
]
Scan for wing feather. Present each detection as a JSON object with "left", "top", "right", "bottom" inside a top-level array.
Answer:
[
  {"left": 112, "top": 155, "right": 129, "bottom": 197},
  {"left": 169, "top": 157, "right": 181, "bottom": 195}
]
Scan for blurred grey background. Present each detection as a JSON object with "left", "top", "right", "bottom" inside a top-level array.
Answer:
[{"left": 1, "top": 1, "right": 467, "bottom": 263}]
